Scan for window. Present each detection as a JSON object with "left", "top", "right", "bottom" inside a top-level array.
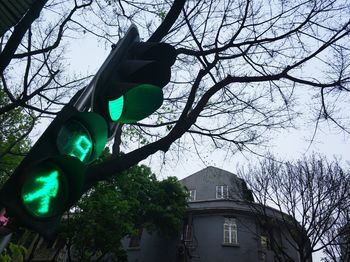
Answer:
[
  {"left": 223, "top": 218, "right": 238, "bottom": 244},
  {"left": 216, "top": 185, "right": 228, "bottom": 199},
  {"left": 188, "top": 189, "right": 196, "bottom": 201}
]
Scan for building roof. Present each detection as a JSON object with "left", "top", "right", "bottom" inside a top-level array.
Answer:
[
  {"left": 180, "top": 166, "right": 254, "bottom": 202},
  {"left": 180, "top": 166, "right": 239, "bottom": 182}
]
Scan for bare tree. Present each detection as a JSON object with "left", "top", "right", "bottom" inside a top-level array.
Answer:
[
  {"left": 0, "top": 86, "right": 35, "bottom": 185},
  {"left": 0, "top": 0, "right": 95, "bottom": 116},
  {"left": 86, "top": 0, "right": 350, "bottom": 185},
  {"left": 240, "top": 155, "right": 350, "bottom": 262},
  {"left": 1, "top": 0, "right": 350, "bottom": 196},
  {"left": 322, "top": 211, "right": 350, "bottom": 262}
]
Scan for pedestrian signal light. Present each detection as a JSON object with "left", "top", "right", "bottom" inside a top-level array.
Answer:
[
  {"left": 20, "top": 162, "right": 68, "bottom": 218},
  {"left": 56, "top": 112, "right": 108, "bottom": 164}
]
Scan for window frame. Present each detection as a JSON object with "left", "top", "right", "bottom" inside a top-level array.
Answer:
[
  {"left": 260, "top": 235, "right": 269, "bottom": 249},
  {"left": 216, "top": 185, "right": 229, "bottom": 199},
  {"left": 184, "top": 224, "right": 193, "bottom": 242},
  {"left": 223, "top": 218, "right": 238, "bottom": 245},
  {"left": 188, "top": 189, "right": 196, "bottom": 202}
]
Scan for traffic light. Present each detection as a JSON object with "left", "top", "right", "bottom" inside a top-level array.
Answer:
[
  {"left": 91, "top": 29, "right": 176, "bottom": 135},
  {"left": 0, "top": 107, "right": 108, "bottom": 239},
  {"left": 0, "top": 24, "right": 176, "bottom": 239},
  {"left": 20, "top": 155, "right": 86, "bottom": 218}
]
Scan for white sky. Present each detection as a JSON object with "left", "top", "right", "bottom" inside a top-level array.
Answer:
[{"left": 66, "top": 33, "right": 349, "bottom": 177}]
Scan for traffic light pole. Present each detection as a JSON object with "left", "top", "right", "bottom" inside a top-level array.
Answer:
[{"left": 0, "top": 233, "right": 12, "bottom": 254}]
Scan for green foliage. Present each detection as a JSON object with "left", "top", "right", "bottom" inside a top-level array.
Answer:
[
  {"left": 157, "top": 10, "right": 167, "bottom": 20},
  {"left": 61, "top": 153, "right": 188, "bottom": 261},
  {"left": 0, "top": 242, "right": 27, "bottom": 262},
  {"left": 144, "top": 176, "right": 189, "bottom": 235},
  {"left": 0, "top": 88, "right": 32, "bottom": 186}
]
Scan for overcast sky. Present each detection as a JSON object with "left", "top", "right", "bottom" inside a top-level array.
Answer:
[{"left": 67, "top": 33, "right": 349, "bottom": 176}]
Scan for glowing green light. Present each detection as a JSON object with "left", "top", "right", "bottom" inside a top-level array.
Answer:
[
  {"left": 57, "top": 119, "right": 93, "bottom": 164},
  {"left": 108, "top": 96, "right": 124, "bottom": 121},
  {"left": 69, "top": 135, "right": 92, "bottom": 162},
  {"left": 22, "top": 171, "right": 59, "bottom": 215},
  {"left": 109, "top": 84, "right": 163, "bottom": 124}
]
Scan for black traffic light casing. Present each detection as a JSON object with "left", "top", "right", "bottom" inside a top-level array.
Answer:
[
  {"left": 0, "top": 105, "right": 108, "bottom": 239},
  {"left": 91, "top": 26, "right": 176, "bottom": 136}
]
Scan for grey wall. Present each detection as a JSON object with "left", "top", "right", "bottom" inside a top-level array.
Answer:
[
  {"left": 123, "top": 232, "right": 178, "bottom": 262},
  {"left": 187, "top": 213, "right": 259, "bottom": 262}
]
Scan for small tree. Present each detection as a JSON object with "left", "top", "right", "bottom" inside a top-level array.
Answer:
[
  {"left": 0, "top": 242, "right": 27, "bottom": 262},
  {"left": 240, "top": 155, "right": 350, "bottom": 262},
  {"left": 60, "top": 157, "right": 188, "bottom": 261}
]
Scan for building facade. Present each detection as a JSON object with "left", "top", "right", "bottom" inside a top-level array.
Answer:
[{"left": 124, "top": 166, "right": 311, "bottom": 262}]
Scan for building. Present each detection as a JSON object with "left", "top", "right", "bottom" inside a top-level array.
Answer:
[{"left": 124, "top": 166, "right": 311, "bottom": 262}]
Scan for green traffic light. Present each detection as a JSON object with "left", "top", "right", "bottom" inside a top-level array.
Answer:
[
  {"left": 109, "top": 96, "right": 124, "bottom": 121},
  {"left": 56, "top": 112, "right": 108, "bottom": 164},
  {"left": 73, "top": 135, "right": 93, "bottom": 161},
  {"left": 57, "top": 119, "right": 93, "bottom": 164},
  {"left": 108, "top": 84, "right": 163, "bottom": 123}
]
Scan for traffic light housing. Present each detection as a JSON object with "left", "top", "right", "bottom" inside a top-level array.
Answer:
[
  {"left": 0, "top": 106, "right": 108, "bottom": 239},
  {"left": 56, "top": 111, "right": 108, "bottom": 164},
  {"left": 0, "top": 25, "right": 176, "bottom": 239},
  {"left": 92, "top": 29, "right": 176, "bottom": 136}
]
